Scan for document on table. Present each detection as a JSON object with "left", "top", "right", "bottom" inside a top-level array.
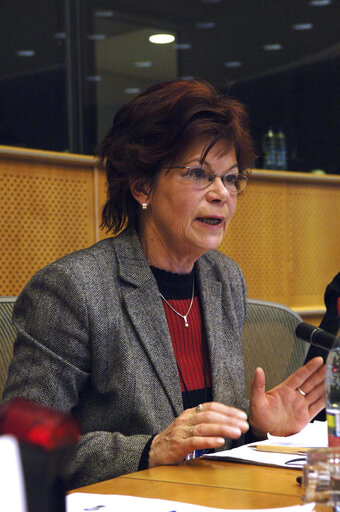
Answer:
[
  {"left": 67, "top": 493, "right": 315, "bottom": 512},
  {"left": 0, "top": 435, "right": 27, "bottom": 512},
  {"left": 204, "top": 420, "right": 327, "bottom": 469}
]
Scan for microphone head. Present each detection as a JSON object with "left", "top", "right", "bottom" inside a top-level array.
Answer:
[
  {"left": 295, "top": 322, "right": 316, "bottom": 342},
  {"left": 295, "top": 321, "right": 335, "bottom": 351}
]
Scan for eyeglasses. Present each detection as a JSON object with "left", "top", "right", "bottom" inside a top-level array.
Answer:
[{"left": 168, "top": 166, "right": 248, "bottom": 195}]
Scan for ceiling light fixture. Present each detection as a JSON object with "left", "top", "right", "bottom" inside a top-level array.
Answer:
[
  {"left": 149, "top": 34, "right": 175, "bottom": 44},
  {"left": 263, "top": 43, "right": 282, "bottom": 51},
  {"left": 201, "top": 0, "right": 221, "bottom": 3},
  {"left": 94, "top": 10, "right": 114, "bottom": 18},
  {"left": 196, "top": 22, "right": 216, "bottom": 29},
  {"left": 310, "top": 0, "right": 331, "bottom": 5},
  {"left": 125, "top": 88, "right": 141, "bottom": 94},
  {"left": 174, "top": 43, "right": 192, "bottom": 50},
  {"left": 54, "top": 32, "right": 66, "bottom": 39},
  {"left": 88, "top": 34, "right": 106, "bottom": 41},
  {"left": 134, "top": 61, "right": 153, "bottom": 68},
  {"left": 85, "top": 76, "right": 102, "bottom": 82},
  {"left": 16, "top": 50, "right": 36, "bottom": 57},
  {"left": 225, "top": 61, "right": 243, "bottom": 68},
  {"left": 292, "top": 23, "right": 314, "bottom": 30}
]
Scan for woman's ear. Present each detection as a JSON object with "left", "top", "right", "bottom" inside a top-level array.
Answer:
[{"left": 129, "top": 177, "right": 150, "bottom": 207}]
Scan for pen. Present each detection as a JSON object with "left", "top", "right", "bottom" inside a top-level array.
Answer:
[{"left": 250, "top": 444, "right": 314, "bottom": 454}]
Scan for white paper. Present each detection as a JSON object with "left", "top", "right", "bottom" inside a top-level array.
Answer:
[
  {"left": 267, "top": 420, "right": 328, "bottom": 447},
  {"left": 204, "top": 420, "right": 328, "bottom": 469},
  {"left": 0, "top": 434, "right": 27, "bottom": 511},
  {"left": 67, "top": 493, "right": 315, "bottom": 512}
]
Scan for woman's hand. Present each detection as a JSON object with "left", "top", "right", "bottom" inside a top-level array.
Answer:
[
  {"left": 148, "top": 402, "right": 249, "bottom": 468},
  {"left": 249, "top": 356, "right": 326, "bottom": 438}
]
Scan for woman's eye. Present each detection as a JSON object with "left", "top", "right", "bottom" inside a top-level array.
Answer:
[
  {"left": 224, "top": 173, "right": 238, "bottom": 185},
  {"left": 190, "top": 167, "right": 207, "bottom": 180}
]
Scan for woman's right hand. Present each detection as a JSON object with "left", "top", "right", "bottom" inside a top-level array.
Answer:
[{"left": 148, "top": 401, "right": 249, "bottom": 468}]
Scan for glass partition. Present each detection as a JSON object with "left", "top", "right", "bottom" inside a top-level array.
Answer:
[{"left": 0, "top": 0, "right": 339, "bottom": 173}]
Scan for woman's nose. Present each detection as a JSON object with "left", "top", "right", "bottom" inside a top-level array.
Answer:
[{"left": 206, "top": 176, "right": 231, "bottom": 201}]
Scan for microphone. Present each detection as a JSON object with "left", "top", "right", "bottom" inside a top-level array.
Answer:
[{"left": 295, "top": 322, "right": 336, "bottom": 351}]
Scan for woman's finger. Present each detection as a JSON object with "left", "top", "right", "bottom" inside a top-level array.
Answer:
[
  {"left": 293, "top": 363, "right": 326, "bottom": 397},
  {"left": 192, "top": 420, "right": 249, "bottom": 439},
  {"left": 283, "top": 356, "right": 325, "bottom": 391}
]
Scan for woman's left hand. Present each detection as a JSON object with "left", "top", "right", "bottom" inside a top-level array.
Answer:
[{"left": 249, "top": 356, "right": 326, "bottom": 437}]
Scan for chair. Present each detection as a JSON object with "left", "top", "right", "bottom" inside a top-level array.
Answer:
[
  {"left": 0, "top": 296, "right": 17, "bottom": 400},
  {"left": 242, "top": 299, "right": 308, "bottom": 398}
]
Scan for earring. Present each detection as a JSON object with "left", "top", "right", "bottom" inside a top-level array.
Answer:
[{"left": 141, "top": 202, "right": 148, "bottom": 210}]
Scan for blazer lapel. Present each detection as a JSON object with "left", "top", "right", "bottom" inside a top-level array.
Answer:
[
  {"left": 196, "top": 258, "right": 240, "bottom": 407},
  {"left": 114, "top": 229, "right": 183, "bottom": 417}
]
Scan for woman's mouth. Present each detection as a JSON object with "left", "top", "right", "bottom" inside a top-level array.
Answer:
[{"left": 196, "top": 217, "right": 223, "bottom": 225}]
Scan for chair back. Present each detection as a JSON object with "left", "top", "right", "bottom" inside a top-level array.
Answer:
[
  {"left": 242, "top": 299, "right": 307, "bottom": 398},
  {"left": 0, "top": 297, "right": 17, "bottom": 400}
]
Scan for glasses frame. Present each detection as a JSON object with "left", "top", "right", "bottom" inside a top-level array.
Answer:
[{"left": 168, "top": 165, "right": 248, "bottom": 195}]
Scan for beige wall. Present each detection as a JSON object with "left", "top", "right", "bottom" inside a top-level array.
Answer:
[{"left": 1, "top": 145, "right": 339, "bottom": 325}]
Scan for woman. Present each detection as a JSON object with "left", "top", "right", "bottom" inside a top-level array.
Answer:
[{"left": 3, "top": 80, "right": 325, "bottom": 488}]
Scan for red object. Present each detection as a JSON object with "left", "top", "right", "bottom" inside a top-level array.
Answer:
[{"left": 0, "top": 398, "right": 80, "bottom": 450}]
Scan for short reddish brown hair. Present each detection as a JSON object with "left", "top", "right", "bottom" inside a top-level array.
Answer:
[{"left": 98, "top": 79, "right": 256, "bottom": 234}]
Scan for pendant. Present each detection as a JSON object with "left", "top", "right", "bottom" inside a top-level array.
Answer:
[{"left": 184, "top": 315, "right": 189, "bottom": 328}]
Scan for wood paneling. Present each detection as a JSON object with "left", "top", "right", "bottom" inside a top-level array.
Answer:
[
  {"left": 1, "top": 146, "right": 339, "bottom": 323},
  {"left": 0, "top": 146, "right": 96, "bottom": 296}
]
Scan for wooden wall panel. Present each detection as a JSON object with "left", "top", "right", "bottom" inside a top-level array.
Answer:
[
  {"left": 287, "top": 184, "right": 339, "bottom": 308},
  {"left": 221, "top": 171, "right": 340, "bottom": 322},
  {"left": 1, "top": 146, "right": 339, "bottom": 325},
  {"left": 0, "top": 147, "right": 96, "bottom": 296},
  {"left": 220, "top": 180, "right": 290, "bottom": 303}
]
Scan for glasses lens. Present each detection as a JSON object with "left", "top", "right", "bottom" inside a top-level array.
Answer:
[
  {"left": 236, "top": 176, "right": 247, "bottom": 193},
  {"left": 187, "top": 167, "right": 210, "bottom": 187},
  {"left": 222, "top": 173, "right": 245, "bottom": 194},
  {"left": 185, "top": 167, "right": 247, "bottom": 193}
]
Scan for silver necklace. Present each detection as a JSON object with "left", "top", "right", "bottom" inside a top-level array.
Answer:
[{"left": 159, "top": 278, "right": 195, "bottom": 328}]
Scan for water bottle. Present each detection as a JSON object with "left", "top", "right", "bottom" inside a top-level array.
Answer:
[
  {"left": 262, "top": 127, "right": 276, "bottom": 169},
  {"left": 275, "top": 129, "right": 287, "bottom": 170},
  {"left": 325, "top": 299, "right": 340, "bottom": 446}
]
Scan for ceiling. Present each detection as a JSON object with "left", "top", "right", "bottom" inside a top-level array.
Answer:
[
  {"left": 91, "top": 0, "right": 340, "bottom": 89},
  {"left": 1, "top": 0, "right": 339, "bottom": 88},
  {"left": 0, "top": 0, "right": 339, "bottom": 165}
]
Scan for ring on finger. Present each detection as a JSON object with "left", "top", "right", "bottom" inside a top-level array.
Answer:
[
  {"left": 196, "top": 404, "right": 203, "bottom": 413},
  {"left": 297, "top": 386, "right": 307, "bottom": 397},
  {"left": 190, "top": 425, "right": 195, "bottom": 437}
]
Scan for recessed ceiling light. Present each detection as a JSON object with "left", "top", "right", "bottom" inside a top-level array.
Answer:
[
  {"left": 263, "top": 43, "right": 282, "bottom": 51},
  {"left": 16, "top": 50, "right": 36, "bottom": 57},
  {"left": 310, "top": 0, "right": 331, "bottom": 5},
  {"left": 201, "top": 0, "right": 221, "bottom": 3},
  {"left": 134, "top": 61, "right": 153, "bottom": 68},
  {"left": 94, "top": 10, "right": 114, "bottom": 18},
  {"left": 54, "top": 32, "right": 66, "bottom": 39},
  {"left": 88, "top": 34, "right": 106, "bottom": 41},
  {"left": 174, "top": 43, "right": 192, "bottom": 50},
  {"left": 125, "top": 88, "right": 141, "bottom": 94},
  {"left": 85, "top": 75, "right": 102, "bottom": 82},
  {"left": 149, "top": 34, "right": 175, "bottom": 44},
  {"left": 225, "top": 61, "right": 243, "bottom": 68},
  {"left": 292, "top": 23, "right": 313, "bottom": 30},
  {"left": 195, "top": 22, "right": 216, "bottom": 29}
]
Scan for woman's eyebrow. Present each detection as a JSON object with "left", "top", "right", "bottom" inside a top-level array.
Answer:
[{"left": 182, "top": 158, "right": 239, "bottom": 174}]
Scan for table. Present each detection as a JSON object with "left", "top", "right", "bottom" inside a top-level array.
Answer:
[{"left": 72, "top": 458, "right": 303, "bottom": 509}]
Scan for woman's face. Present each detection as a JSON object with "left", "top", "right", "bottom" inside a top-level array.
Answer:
[{"left": 134, "top": 140, "right": 239, "bottom": 273}]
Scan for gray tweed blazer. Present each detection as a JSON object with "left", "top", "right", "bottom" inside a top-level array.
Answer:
[{"left": 3, "top": 227, "right": 248, "bottom": 488}]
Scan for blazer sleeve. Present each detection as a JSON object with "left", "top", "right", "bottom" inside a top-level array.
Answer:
[{"left": 2, "top": 261, "right": 153, "bottom": 489}]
